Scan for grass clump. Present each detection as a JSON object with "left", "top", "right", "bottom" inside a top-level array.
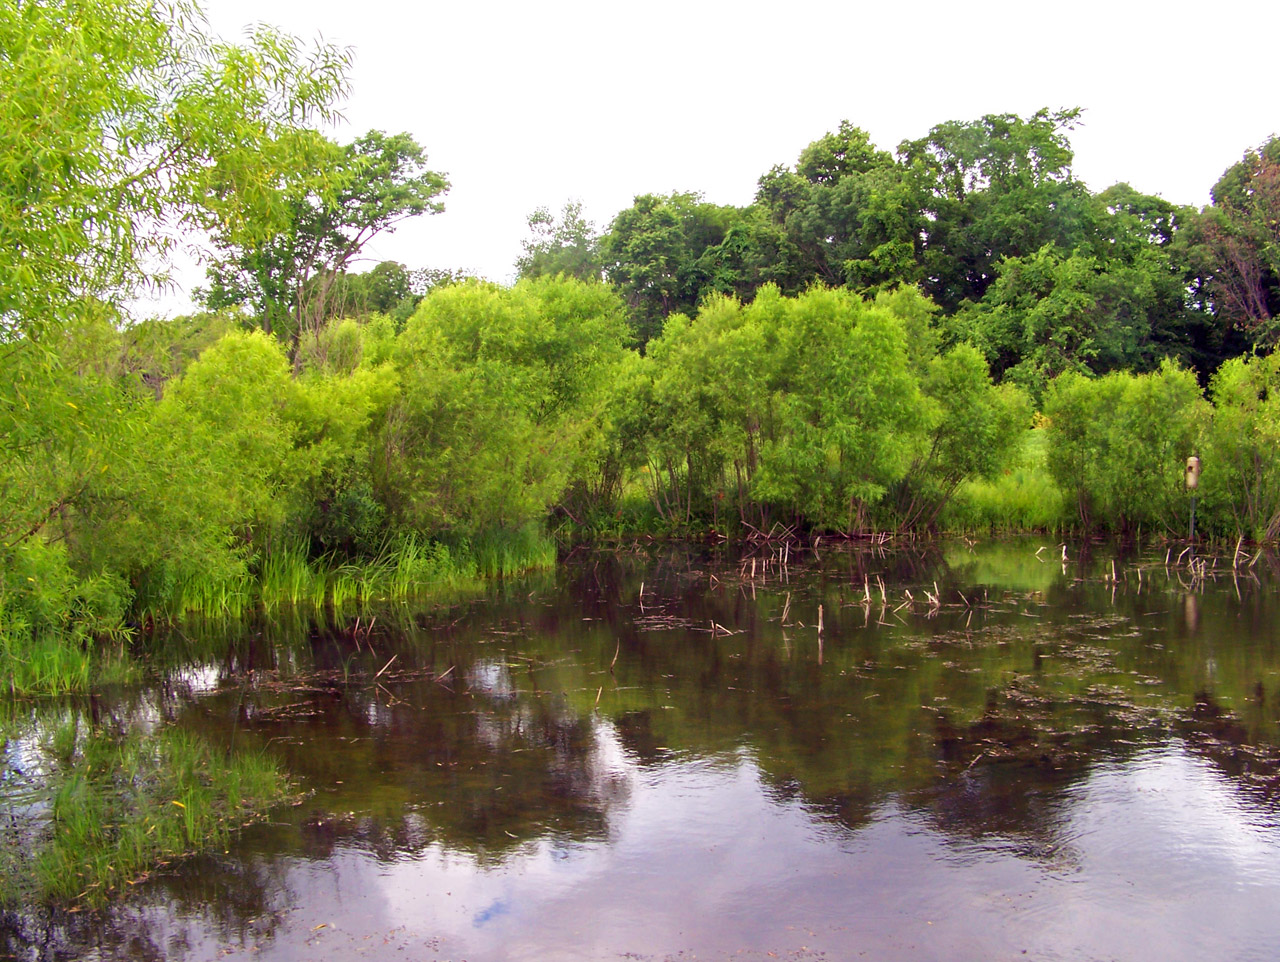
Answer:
[
  {"left": 4, "top": 725, "right": 289, "bottom": 908},
  {"left": 0, "top": 545, "right": 137, "bottom": 696}
]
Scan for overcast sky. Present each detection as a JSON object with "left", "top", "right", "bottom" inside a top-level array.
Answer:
[{"left": 154, "top": 0, "right": 1278, "bottom": 313}]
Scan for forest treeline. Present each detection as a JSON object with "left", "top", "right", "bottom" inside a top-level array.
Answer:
[{"left": 3, "top": 0, "right": 1280, "bottom": 656}]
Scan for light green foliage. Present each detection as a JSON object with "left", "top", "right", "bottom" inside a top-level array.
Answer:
[
  {"left": 1, "top": 0, "right": 351, "bottom": 630},
  {"left": 287, "top": 345, "right": 399, "bottom": 555},
  {"left": 1043, "top": 362, "right": 1208, "bottom": 533},
  {"left": 644, "top": 291, "right": 774, "bottom": 524},
  {"left": 297, "top": 316, "right": 365, "bottom": 376},
  {"left": 1206, "top": 352, "right": 1280, "bottom": 540},
  {"left": 1043, "top": 372, "right": 1121, "bottom": 526},
  {"left": 76, "top": 331, "right": 297, "bottom": 612},
  {"left": 893, "top": 345, "right": 1031, "bottom": 528},
  {"left": 642, "top": 284, "right": 941, "bottom": 533},
  {"left": 753, "top": 287, "right": 928, "bottom": 529},
  {"left": 158, "top": 331, "right": 296, "bottom": 531},
  {"left": 384, "top": 277, "right": 630, "bottom": 534},
  {"left": 2, "top": 309, "right": 125, "bottom": 552},
  {"left": 943, "top": 428, "right": 1069, "bottom": 533},
  {"left": 558, "top": 348, "right": 653, "bottom": 525},
  {"left": 0, "top": 0, "right": 349, "bottom": 344}
]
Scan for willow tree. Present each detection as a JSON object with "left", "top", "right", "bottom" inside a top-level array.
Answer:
[{"left": 0, "top": 0, "right": 352, "bottom": 634}]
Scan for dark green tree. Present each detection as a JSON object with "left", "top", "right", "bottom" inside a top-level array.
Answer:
[
  {"left": 755, "top": 121, "right": 922, "bottom": 293},
  {"left": 899, "top": 108, "right": 1095, "bottom": 312},
  {"left": 600, "top": 192, "right": 742, "bottom": 348},
  {"left": 1185, "top": 138, "right": 1280, "bottom": 349}
]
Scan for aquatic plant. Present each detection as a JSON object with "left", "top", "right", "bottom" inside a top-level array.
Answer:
[{"left": 3, "top": 726, "right": 289, "bottom": 908}]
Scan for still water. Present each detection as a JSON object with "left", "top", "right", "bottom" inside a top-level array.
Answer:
[{"left": 4, "top": 540, "right": 1280, "bottom": 960}]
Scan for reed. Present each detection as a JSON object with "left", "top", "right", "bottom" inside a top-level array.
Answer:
[
  {"left": 133, "top": 526, "right": 558, "bottom": 628},
  {"left": 139, "top": 569, "right": 254, "bottom": 621},
  {"left": 258, "top": 541, "right": 319, "bottom": 608},
  {"left": 470, "top": 525, "right": 558, "bottom": 579}
]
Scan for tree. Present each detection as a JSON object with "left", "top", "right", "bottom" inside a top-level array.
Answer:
[
  {"left": 1043, "top": 363, "right": 1207, "bottom": 533},
  {"left": 898, "top": 108, "right": 1095, "bottom": 311},
  {"left": 1206, "top": 352, "right": 1280, "bottom": 541},
  {"left": 892, "top": 345, "right": 1030, "bottom": 529},
  {"left": 1, "top": 0, "right": 350, "bottom": 559},
  {"left": 1187, "top": 138, "right": 1280, "bottom": 349},
  {"left": 0, "top": 0, "right": 350, "bottom": 347},
  {"left": 515, "top": 200, "right": 603, "bottom": 281},
  {"left": 600, "top": 192, "right": 743, "bottom": 348},
  {"left": 755, "top": 121, "right": 922, "bottom": 294},
  {"left": 201, "top": 130, "right": 448, "bottom": 357},
  {"left": 381, "top": 277, "right": 630, "bottom": 534},
  {"left": 945, "top": 183, "right": 1216, "bottom": 394}
]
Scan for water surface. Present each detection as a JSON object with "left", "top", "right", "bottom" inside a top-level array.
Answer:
[{"left": 4, "top": 541, "right": 1279, "bottom": 960}]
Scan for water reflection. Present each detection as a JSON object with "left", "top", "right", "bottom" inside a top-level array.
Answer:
[{"left": 3, "top": 540, "right": 1280, "bottom": 960}]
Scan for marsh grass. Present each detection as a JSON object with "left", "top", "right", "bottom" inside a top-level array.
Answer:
[
  {"left": 6, "top": 725, "right": 288, "bottom": 908},
  {"left": 941, "top": 429, "right": 1072, "bottom": 534},
  {"left": 469, "top": 526, "right": 558, "bottom": 580},
  {"left": 137, "top": 569, "right": 255, "bottom": 621},
  {"left": 0, "top": 628, "right": 136, "bottom": 697},
  {"left": 254, "top": 528, "right": 557, "bottom": 610}
]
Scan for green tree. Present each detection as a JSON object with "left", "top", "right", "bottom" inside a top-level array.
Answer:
[
  {"left": 516, "top": 200, "right": 603, "bottom": 281},
  {"left": 899, "top": 108, "right": 1094, "bottom": 312},
  {"left": 946, "top": 183, "right": 1212, "bottom": 394},
  {"left": 752, "top": 287, "right": 929, "bottom": 531},
  {"left": 643, "top": 292, "right": 775, "bottom": 526},
  {"left": 755, "top": 121, "right": 922, "bottom": 294},
  {"left": 381, "top": 277, "right": 630, "bottom": 534},
  {"left": 201, "top": 130, "right": 448, "bottom": 357},
  {"left": 1185, "top": 138, "right": 1280, "bottom": 350},
  {"left": 1043, "top": 363, "right": 1207, "bottom": 533},
  {"left": 600, "top": 192, "right": 743, "bottom": 348},
  {"left": 0, "top": 0, "right": 349, "bottom": 346},
  {"left": 1, "top": 0, "right": 349, "bottom": 584},
  {"left": 1206, "top": 352, "right": 1280, "bottom": 541},
  {"left": 893, "top": 345, "right": 1030, "bottom": 529}
]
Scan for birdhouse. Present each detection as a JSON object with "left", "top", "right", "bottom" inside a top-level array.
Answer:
[{"left": 1185, "top": 456, "right": 1202, "bottom": 490}]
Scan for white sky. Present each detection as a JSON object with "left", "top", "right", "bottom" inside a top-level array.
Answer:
[{"left": 153, "top": 0, "right": 1279, "bottom": 313}]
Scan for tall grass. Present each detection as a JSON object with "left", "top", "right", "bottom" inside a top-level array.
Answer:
[
  {"left": 470, "top": 525, "right": 559, "bottom": 579},
  {"left": 0, "top": 593, "right": 136, "bottom": 696},
  {"left": 259, "top": 541, "right": 322, "bottom": 609},
  {"left": 940, "top": 428, "right": 1072, "bottom": 534},
  {"left": 0, "top": 633, "right": 92, "bottom": 696},
  {"left": 250, "top": 527, "right": 557, "bottom": 611},
  {"left": 136, "top": 568, "right": 255, "bottom": 621}
]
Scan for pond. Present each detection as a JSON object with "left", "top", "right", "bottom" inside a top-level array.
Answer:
[{"left": 3, "top": 540, "right": 1279, "bottom": 961}]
